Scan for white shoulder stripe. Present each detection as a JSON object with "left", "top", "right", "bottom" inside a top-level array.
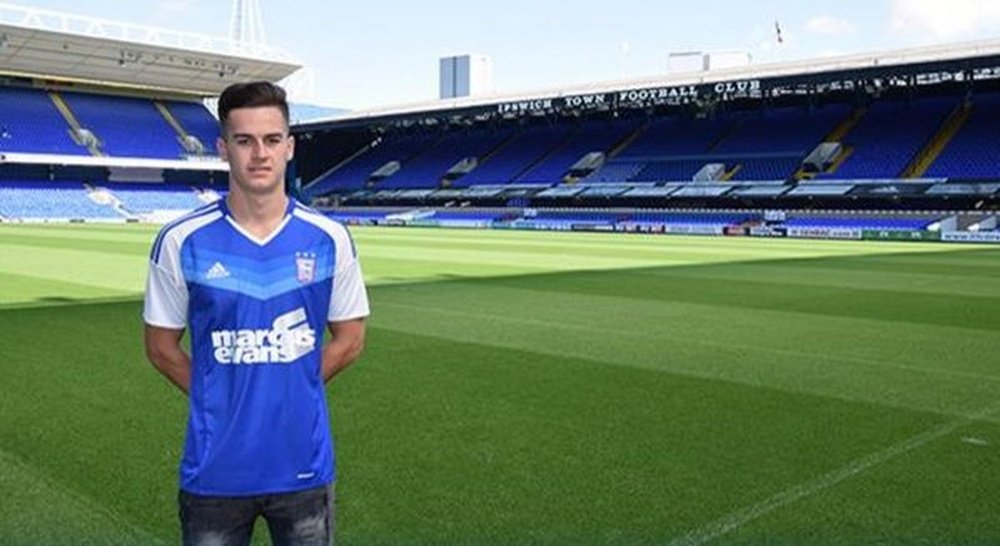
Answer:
[
  {"left": 152, "top": 209, "right": 223, "bottom": 265},
  {"left": 151, "top": 202, "right": 221, "bottom": 259},
  {"left": 293, "top": 207, "right": 349, "bottom": 239}
]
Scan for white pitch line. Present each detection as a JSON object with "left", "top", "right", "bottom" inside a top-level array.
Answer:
[{"left": 667, "top": 401, "right": 1000, "bottom": 546}]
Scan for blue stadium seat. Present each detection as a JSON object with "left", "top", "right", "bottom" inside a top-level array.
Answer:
[
  {"left": 818, "top": 96, "right": 956, "bottom": 179},
  {"left": 785, "top": 216, "right": 934, "bottom": 230},
  {"left": 381, "top": 129, "right": 511, "bottom": 189},
  {"left": 61, "top": 92, "right": 184, "bottom": 158},
  {"left": 102, "top": 182, "right": 207, "bottom": 213},
  {"left": 582, "top": 161, "right": 646, "bottom": 183},
  {"left": 0, "top": 87, "right": 89, "bottom": 155},
  {"left": 0, "top": 181, "right": 122, "bottom": 219},
  {"left": 165, "top": 100, "right": 221, "bottom": 155},
  {"left": 514, "top": 119, "right": 639, "bottom": 185},
  {"left": 457, "top": 124, "right": 575, "bottom": 186},
  {"left": 925, "top": 93, "right": 1000, "bottom": 180},
  {"left": 610, "top": 105, "right": 848, "bottom": 182},
  {"left": 307, "top": 134, "right": 432, "bottom": 194}
]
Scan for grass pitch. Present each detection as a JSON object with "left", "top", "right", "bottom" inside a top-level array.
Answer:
[{"left": 1, "top": 223, "right": 999, "bottom": 545}]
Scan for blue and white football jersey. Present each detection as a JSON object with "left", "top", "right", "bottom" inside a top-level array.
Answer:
[{"left": 143, "top": 197, "right": 369, "bottom": 496}]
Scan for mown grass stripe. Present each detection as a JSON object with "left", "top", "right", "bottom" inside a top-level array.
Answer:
[
  {"left": 0, "top": 242, "right": 147, "bottom": 293},
  {"left": 376, "top": 298, "right": 1000, "bottom": 384},
  {"left": 667, "top": 399, "right": 1000, "bottom": 546},
  {"left": 0, "top": 447, "right": 165, "bottom": 545},
  {"left": 635, "top": 262, "right": 1000, "bottom": 298},
  {"left": 1, "top": 224, "right": 999, "bottom": 544},
  {"left": 0, "top": 271, "right": 135, "bottom": 307},
  {"left": 474, "top": 264, "right": 1000, "bottom": 331},
  {"left": 371, "top": 297, "right": 1000, "bottom": 420},
  {"left": 0, "top": 223, "right": 159, "bottom": 242},
  {"left": 361, "top": 243, "right": 668, "bottom": 270},
  {"left": 352, "top": 227, "right": 968, "bottom": 255},
  {"left": 0, "top": 234, "right": 153, "bottom": 256},
  {"left": 336, "top": 325, "right": 953, "bottom": 544}
]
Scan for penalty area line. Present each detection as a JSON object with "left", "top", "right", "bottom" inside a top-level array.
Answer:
[{"left": 667, "top": 400, "right": 1000, "bottom": 546}]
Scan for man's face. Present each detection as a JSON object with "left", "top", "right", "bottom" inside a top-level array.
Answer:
[{"left": 217, "top": 106, "right": 294, "bottom": 196}]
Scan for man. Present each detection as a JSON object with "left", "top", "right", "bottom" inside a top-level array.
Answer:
[{"left": 143, "top": 81, "right": 368, "bottom": 545}]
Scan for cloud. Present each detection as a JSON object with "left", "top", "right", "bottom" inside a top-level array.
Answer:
[
  {"left": 889, "top": 0, "right": 1000, "bottom": 39},
  {"left": 805, "top": 15, "right": 857, "bottom": 36}
]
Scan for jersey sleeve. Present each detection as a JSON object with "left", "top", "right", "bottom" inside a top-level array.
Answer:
[
  {"left": 328, "top": 227, "right": 370, "bottom": 322},
  {"left": 143, "top": 235, "right": 188, "bottom": 329}
]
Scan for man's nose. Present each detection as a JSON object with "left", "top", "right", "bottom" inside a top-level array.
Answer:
[{"left": 251, "top": 140, "right": 267, "bottom": 158}]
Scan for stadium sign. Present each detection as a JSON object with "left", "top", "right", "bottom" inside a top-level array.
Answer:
[
  {"left": 616, "top": 85, "right": 699, "bottom": 107},
  {"left": 663, "top": 224, "right": 724, "bottom": 236},
  {"left": 562, "top": 93, "right": 610, "bottom": 109},
  {"left": 495, "top": 80, "right": 761, "bottom": 116},
  {"left": 712, "top": 79, "right": 762, "bottom": 98},
  {"left": 787, "top": 227, "right": 862, "bottom": 240},
  {"left": 749, "top": 226, "right": 787, "bottom": 238},
  {"left": 941, "top": 231, "right": 1000, "bottom": 243},
  {"left": 497, "top": 94, "right": 612, "bottom": 115},
  {"left": 497, "top": 99, "right": 556, "bottom": 115},
  {"left": 862, "top": 230, "right": 940, "bottom": 242}
]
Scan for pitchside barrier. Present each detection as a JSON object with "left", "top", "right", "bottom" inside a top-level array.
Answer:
[
  {"left": 785, "top": 227, "right": 863, "bottom": 240},
  {"left": 331, "top": 213, "right": 999, "bottom": 244},
  {"left": 862, "top": 230, "right": 942, "bottom": 242},
  {"left": 941, "top": 231, "right": 1000, "bottom": 243}
]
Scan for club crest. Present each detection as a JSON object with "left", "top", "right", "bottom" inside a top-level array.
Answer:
[{"left": 295, "top": 252, "right": 316, "bottom": 283}]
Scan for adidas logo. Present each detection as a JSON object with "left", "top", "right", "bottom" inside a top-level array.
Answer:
[{"left": 205, "top": 261, "right": 230, "bottom": 280}]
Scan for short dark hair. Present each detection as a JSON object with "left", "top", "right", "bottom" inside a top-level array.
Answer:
[{"left": 217, "top": 81, "right": 289, "bottom": 130}]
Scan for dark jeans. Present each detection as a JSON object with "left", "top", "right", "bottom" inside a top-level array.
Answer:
[{"left": 179, "top": 485, "right": 334, "bottom": 546}]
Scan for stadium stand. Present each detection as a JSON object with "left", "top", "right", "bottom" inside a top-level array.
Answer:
[
  {"left": 586, "top": 104, "right": 851, "bottom": 183},
  {"left": 625, "top": 116, "right": 730, "bottom": 157},
  {"left": 164, "top": 100, "right": 222, "bottom": 155},
  {"left": 784, "top": 216, "right": 934, "bottom": 231},
  {"left": 0, "top": 181, "right": 121, "bottom": 220},
  {"left": 431, "top": 210, "right": 504, "bottom": 222},
  {"left": 513, "top": 119, "right": 639, "bottom": 184},
  {"left": 817, "top": 96, "right": 956, "bottom": 179},
  {"left": 629, "top": 211, "right": 757, "bottom": 226},
  {"left": 713, "top": 105, "right": 850, "bottom": 155},
  {"left": 0, "top": 83, "right": 227, "bottom": 220},
  {"left": 99, "top": 182, "right": 209, "bottom": 214},
  {"left": 0, "top": 5, "right": 297, "bottom": 224},
  {"left": 323, "top": 208, "right": 396, "bottom": 224},
  {"left": 630, "top": 159, "right": 725, "bottom": 182},
  {"left": 924, "top": 92, "right": 1000, "bottom": 180},
  {"left": 307, "top": 100, "right": 913, "bottom": 192},
  {"left": 0, "top": 87, "right": 89, "bottom": 155},
  {"left": 455, "top": 124, "right": 575, "bottom": 186},
  {"left": 581, "top": 161, "right": 645, "bottom": 183},
  {"left": 380, "top": 129, "right": 510, "bottom": 189},
  {"left": 60, "top": 91, "right": 185, "bottom": 158},
  {"left": 308, "top": 134, "right": 434, "bottom": 194},
  {"left": 1, "top": 21, "right": 997, "bottom": 243}
]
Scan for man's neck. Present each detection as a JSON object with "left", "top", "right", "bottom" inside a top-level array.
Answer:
[{"left": 226, "top": 188, "right": 289, "bottom": 240}]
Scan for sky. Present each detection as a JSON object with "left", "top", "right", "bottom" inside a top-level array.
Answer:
[{"left": 10, "top": 0, "right": 1000, "bottom": 110}]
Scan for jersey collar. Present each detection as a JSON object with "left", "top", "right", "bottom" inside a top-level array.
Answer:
[{"left": 218, "top": 195, "right": 296, "bottom": 247}]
